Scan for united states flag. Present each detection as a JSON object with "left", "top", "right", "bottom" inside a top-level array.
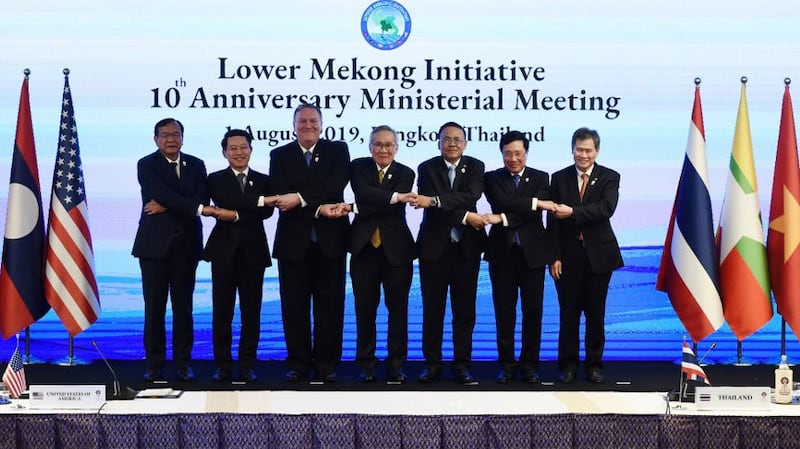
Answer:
[
  {"left": 43, "top": 73, "right": 100, "bottom": 336},
  {"left": 2, "top": 345, "right": 26, "bottom": 399}
]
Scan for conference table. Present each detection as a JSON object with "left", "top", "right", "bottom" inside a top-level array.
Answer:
[{"left": 1, "top": 390, "right": 798, "bottom": 448}]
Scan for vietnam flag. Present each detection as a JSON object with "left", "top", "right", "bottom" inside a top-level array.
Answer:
[
  {"left": 768, "top": 82, "right": 800, "bottom": 340},
  {"left": 656, "top": 83, "right": 723, "bottom": 342},
  {"left": 717, "top": 81, "right": 773, "bottom": 340}
]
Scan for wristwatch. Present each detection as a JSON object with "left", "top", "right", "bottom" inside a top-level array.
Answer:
[{"left": 429, "top": 196, "right": 439, "bottom": 208}]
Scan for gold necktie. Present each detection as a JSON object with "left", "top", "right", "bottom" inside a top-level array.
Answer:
[
  {"left": 370, "top": 169, "right": 385, "bottom": 248},
  {"left": 578, "top": 173, "right": 589, "bottom": 241},
  {"left": 579, "top": 173, "right": 589, "bottom": 202}
]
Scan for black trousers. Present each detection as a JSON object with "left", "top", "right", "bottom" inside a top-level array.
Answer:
[
  {"left": 488, "top": 245, "right": 545, "bottom": 371},
  {"left": 277, "top": 243, "right": 346, "bottom": 376},
  {"left": 210, "top": 256, "right": 266, "bottom": 373},
  {"left": 555, "top": 239, "right": 612, "bottom": 373},
  {"left": 350, "top": 245, "right": 412, "bottom": 371},
  {"left": 139, "top": 242, "right": 198, "bottom": 371},
  {"left": 419, "top": 242, "right": 480, "bottom": 371}
]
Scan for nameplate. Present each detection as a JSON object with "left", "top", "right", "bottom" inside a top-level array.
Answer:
[
  {"left": 695, "top": 386, "right": 771, "bottom": 411},
  {"left": 29, "top": 385, "right": 106, "bottom": 410}
]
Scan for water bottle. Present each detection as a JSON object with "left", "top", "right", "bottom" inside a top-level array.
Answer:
[{"left": 775, "top": 354, "right": 793, "bottom": 404}]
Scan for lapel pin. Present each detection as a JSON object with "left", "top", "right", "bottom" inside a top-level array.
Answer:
[
  {"left": 525, "top": 177, "right": 529, "bottom": 183},
  {"left": 314, "top": 156, "right": 319, "bottom": 163},
  {"left": 460, "top": 166, "right": 466, "bottom": 173},
  {"left": 182, "top": 160, "right": 186, "bottom": 166},
  {"left": 590, "top": 178, "right": 597, "bottom": 186},
  {"left": 248, "top": 180, "right": 253, "bottom": 186},
  {"left": 387, "top": 173, "right": 393, "bottom": 180}
]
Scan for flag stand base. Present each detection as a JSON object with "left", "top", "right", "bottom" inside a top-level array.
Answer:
[
  {"left": 22, "top": 354, "right": 46, "bottom": 365},
  {"left": 57, "top": 355, "right": 91, "bottom": 366}
]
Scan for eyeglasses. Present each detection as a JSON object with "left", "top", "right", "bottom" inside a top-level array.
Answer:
[
  {"left": 157, "top": 132, "right": 182, "bottom": 139},
  {"left": 441, "top": 137, "right": 465, "bottom": 145},
  {"left": 371, "top": 142, "right": 397, "bottom": 150}
]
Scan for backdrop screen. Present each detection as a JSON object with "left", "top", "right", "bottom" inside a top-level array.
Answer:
[{"left": 1, "top": 1, "right": 799, "bottom": 362}]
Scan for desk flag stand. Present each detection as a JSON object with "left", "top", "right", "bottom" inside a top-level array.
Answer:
[{"left": 57, "top": 336, "right": 90, "bottom": 366}]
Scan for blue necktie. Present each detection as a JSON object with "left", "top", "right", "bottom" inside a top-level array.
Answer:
[
  {"left": 512, "top": 173, "right": 520, "bottom": 188},
  {"left": 304, "top": 151, "right": 312, "bottom": 167},
  {"left": 448, "top": 165, "right": 456, "bottom": 189},
  {"left": 448, "top": 165, "right": 460, "bottom": 242}
]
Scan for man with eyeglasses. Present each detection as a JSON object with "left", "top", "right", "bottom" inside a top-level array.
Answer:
[
  {"left": 341, "top": 126, "right": 417, "bottom": 384},
  {"left": 412, "top": 121, "right": 487, "bottom": 385},
  {"left": 132, "top": 118, "right": 214, "bottom": 382}
]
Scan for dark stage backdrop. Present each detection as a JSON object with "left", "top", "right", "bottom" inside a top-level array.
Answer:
[{"left": 1, "top": 1, "right": 800, "bottom": 362}]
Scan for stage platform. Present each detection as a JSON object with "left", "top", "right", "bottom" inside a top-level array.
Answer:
[{"left": 14, "top": 359, "right": 784, "bottom": 393}]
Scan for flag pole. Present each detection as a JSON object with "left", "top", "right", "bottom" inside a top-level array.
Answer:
[
  {"left": 10, "top": 334, "right": 25, "bottom": 409},
  {"left": 22, "top": 327, "right": 44, "bottom": 365},
  {"left": 57, "top": 335, "right": 89, "bottom": 366},
  {"left": 674, "top": 336, "right": 687, "bottom": 408}
]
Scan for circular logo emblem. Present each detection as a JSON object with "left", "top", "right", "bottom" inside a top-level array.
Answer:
[{"left": 361, "top": 1, "right": 411, "bottom": 50}]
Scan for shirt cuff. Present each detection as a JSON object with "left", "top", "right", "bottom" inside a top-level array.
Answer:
[
  {"left": 297, "top": 192, "right": 307, "bottom": 208},
  {"left": 390, "top": 192, "right": 399, "bottom": 204},
  {"left": 195, "top": 204, "right": 203, "bottom": 216},
  {"left": 501, "top": 213, "right": 509, "bottom": 227},
  {"left": 532, "top": 197, "right": 539, "bottom": 210}
]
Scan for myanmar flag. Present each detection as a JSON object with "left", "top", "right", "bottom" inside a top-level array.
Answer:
[
  {"left": 768, "top": 83, "right": 800, "bottom": 341},
  {"left": 717, "top": 82, "right": 773, "bottom": 340}
]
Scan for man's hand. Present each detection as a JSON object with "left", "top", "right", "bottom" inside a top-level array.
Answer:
[
  {"left": 144, "top": 200, "right": 167, "bottom": 215},
  {"left": 553, "top": 203, "right": 574, "bottom": 219},
  {"left": 412, "top": 195, "right": 434, "bottom": 209},
  {"left": 275, "top": 193, "right": 301, "bottom": 211},
  {"left": 482, "top": 213, "right": 503, "bottom": 225},
  {"left": 262, "top": 195, "right": 279, "bottom": 207},
  {"left": 549, "top": 260, "right": 563, "bottom": 281},
  {"left": 538, "top": 199, "right": 557, "bottom": 212},
  {"left": 397, "top": 192, "right": 417, "bottom": 204},
  {"left": 214, "top": 207, "right": 237, "bottom": 221},
  {"left": 319, "top": 203, "right": 350, "bottom": 218},
  {"left": 465, "top": 212, "right": 488, "bottom": 230}
]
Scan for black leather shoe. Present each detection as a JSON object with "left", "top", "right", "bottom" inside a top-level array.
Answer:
[
  {"left": 323, "top": 372, "right": 337, "bottom": 383},
  {"left": 496, "top": 369, "right": 514, "bottom": 384},
  {"left": 587, "top": 369, "right": 605, "bottom": 384},
  {"left": 285, "top": 370, "right": 306, "bottom": 383},
  {"left": 559, "top": 369, "right": 576, "bottom": 384},
  {"left": 143, "top": 368, "right": 163, "bottom": 382},
  {"left": 239, "top": 368, "right": 258, "bottom": 383},
  {"left": 418, "top": 367, "right": 442, "bottom": 383},
  {"left": 212, "top": 368, "right": 230, "bottom": 382},
  {"left": 176, "top": 366, "right": 195, "bottom": 381},
  {"left": 359, "top": 369, "right": 376, "bottom": 382},
  {"left": 454, "top": 368, "right": 478, "bottom": 385},
  {"left": 386, "top": 369, "right": 407, "bottom": 384},
  {"left": 523, "top": 370, "right": 541, "bottom": 384}
]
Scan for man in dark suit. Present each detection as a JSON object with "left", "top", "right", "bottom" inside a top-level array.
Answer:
[
  {"left": 483, "top": 130, "right": 556, "bottom": 384},
  {"left": 347, "top": 125, "right": 416, "bottom": 384},
  {"left": 549, "top": 127, "right": 624, "bottom": 384},
  {"left": 132, "top": 118, "right": 212, "bottom": 382},
  {"left": 204, "top": 129, "right": 275, "bottom": 383},
  {"left": 412, "top": 121, "right": 487, "bottom": 385},
  {"left": 269, "top": 104, "right": 350, "bottom": 383}
]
